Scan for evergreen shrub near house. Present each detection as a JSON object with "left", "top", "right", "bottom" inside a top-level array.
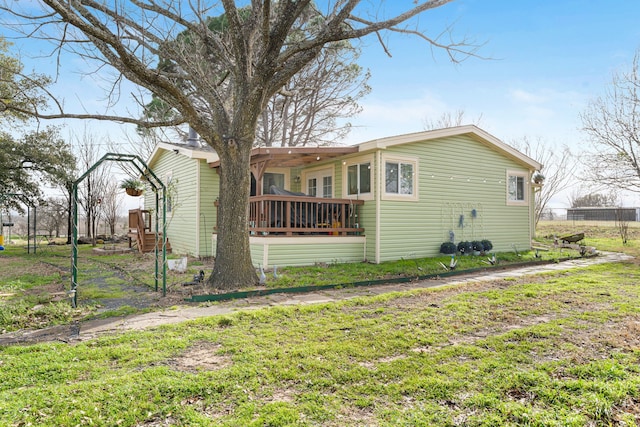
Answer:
[
  {"left": 481, "top": 239, "right": 493, "bottom": 252},
  {"left": 457, "top": 241, "right": 473, "bottom": 255},
  {"left": 440, "top": 242, "right": 457, "bottom": 255},
  {"left": 472, "top": 241, "right": 484, "bottom": 253}
]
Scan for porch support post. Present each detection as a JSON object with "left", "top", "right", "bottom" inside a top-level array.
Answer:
[{"left": 250, "top": 160, "right": 270, "bottom": 196}]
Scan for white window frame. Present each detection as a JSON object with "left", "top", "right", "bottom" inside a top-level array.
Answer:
[
  {"left": 506, "top": 170, "right": 528, "bottom": 206},
  {"left": 302, "top": 166, "right": 334, "bottom": 198},
  {"left": 342, "top": 155, "right": 374, "bottom": 201},
  {"left": 382, "top": 154, "right": 418, "bottom": 201}
]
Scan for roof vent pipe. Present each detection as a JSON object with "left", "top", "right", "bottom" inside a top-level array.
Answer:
[{"left": 187, "top": 126, "right": 200, "bottom": 148}]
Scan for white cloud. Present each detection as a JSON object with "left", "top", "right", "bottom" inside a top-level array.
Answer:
[
  {"left": 344, "top": 92, "right": 454, "bottom": 144},
  {"left": 510, "top": 89, "right": 547, "bottom": 104}
]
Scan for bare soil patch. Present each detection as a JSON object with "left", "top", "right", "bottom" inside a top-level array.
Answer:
[{"left": 167, "top": 341, "right": 232, "bottom": 373}]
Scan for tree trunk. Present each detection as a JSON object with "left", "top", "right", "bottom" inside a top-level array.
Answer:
[{"left": 208, "top": 139, "right": 259, "bottom": 289}]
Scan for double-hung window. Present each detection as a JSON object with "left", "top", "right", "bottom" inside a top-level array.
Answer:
[{"left": 507, "top": 171, "right": 527, "bottom": 205}]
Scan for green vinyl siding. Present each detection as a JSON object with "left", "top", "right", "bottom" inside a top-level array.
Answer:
[
  {"left": 375, "top": 134, "right": 533, "bottom": 262},
  {"left": 146, "top": 150, "right": 219, "bottom": 257},
  {"left": 323, "top": 157, "right": 377, "bottom": 263},
  {"left": 197, "top": 160, "right": 219, "bottom": 257}
]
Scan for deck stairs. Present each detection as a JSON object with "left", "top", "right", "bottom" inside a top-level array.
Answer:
[{"left": 127, "top": 209, "right": 172, "bottom": 254}]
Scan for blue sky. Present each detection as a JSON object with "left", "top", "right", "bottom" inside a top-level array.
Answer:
[
  {"left": 6, "top": 0, "right": 640, "bottom": 207},
  {"left": 10, "top": 0, "right": 639, "bottom": 148},
  {"left": 345, "top": 0, "right": 640, "bottom": 149}
]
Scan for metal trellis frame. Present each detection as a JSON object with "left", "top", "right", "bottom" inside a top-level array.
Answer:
[
  {"left": 0, "top": 193, "right": 37, "bottom": 254},
  {"left": 71, "top": 153, "right": 167, "bottom": 308}
]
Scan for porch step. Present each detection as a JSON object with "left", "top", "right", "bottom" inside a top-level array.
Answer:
[{"left": 128, "top": 231, "right": 172, "bottom": 254}]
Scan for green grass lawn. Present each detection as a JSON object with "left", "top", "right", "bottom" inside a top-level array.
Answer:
[
  {"left": 0, "top": 223, "right": 639, "bottom": 425},
  {"left": 1, "top": 261, "right": 640, "bottom": 425},
  {"left": 0, "top": 233, "right": 588, "bottom": 332}
]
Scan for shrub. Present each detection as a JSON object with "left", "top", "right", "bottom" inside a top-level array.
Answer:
[
  {"left": 472, "top": 241, "right": 484, "bottom": 252},
  {"left": 481, "top": 239, "right": 493, "bottom": 251},
  {"left": 457, "top": 241, "right": 473, "bottom": 255},
  {"left": 440, "top": 242, "right": 457, "bottom": 255}
]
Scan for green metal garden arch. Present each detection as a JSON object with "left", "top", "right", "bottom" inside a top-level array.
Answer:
[
  {"left": 70, "top": 153, "right": 167, "bottom": 307},
  {"left": 0, "top": 193, "right": 37, "bottom": 254}
]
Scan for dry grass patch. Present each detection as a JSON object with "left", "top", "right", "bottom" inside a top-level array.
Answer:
[{"left": 167, "top": 341, "right": 231, "bottom": 373}]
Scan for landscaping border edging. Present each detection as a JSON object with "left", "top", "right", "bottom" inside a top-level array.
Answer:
[{"left": 186, "top": 256, "right": 587, "bottom": 303}]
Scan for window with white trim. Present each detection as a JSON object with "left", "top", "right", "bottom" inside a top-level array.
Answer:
[
  {"left": 385, "top": 161, "right": 414, "bottom": 195},
  {"left": 507, "top": 171, "right": 527, "bottom": 205},
  {"left": 304, "top": 167, "right": 333, "bottom": 198},
  {"left": 347, "top": 162, "right": 371, "bottom": 196},
  {"left": 382, "top": 155, "right": 418, "bottom": 201},
  {"left": 322, "top": 176, "right": 332, "bottom": 198}
]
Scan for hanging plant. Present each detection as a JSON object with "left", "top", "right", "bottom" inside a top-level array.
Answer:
[
  {"left": 120, "top": 178, "right": 145, "bottom": 196},
  {"left": 533, "top": 172, "right": 545, "bottom": 185}
]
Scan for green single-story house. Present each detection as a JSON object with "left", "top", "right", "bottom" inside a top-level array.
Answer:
[{"left": 143, "top": 125, "right": 542, "bottom": 267}]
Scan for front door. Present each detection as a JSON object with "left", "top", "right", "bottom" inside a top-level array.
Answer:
[{"left": 306, "top": 169, "right": 332, "bottom": 198}]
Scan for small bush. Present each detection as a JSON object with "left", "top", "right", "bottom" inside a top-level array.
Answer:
[
  {"left": 481, "top": 239, "right": 493, "bottom": 251},
  {"left": 472, "top": 241, "right": 484, "bottom": 252},
  {"left": 457, "top": 241, "right": 473, "bottom": 255},
  {"left": 440, "top": 242, "right": 457, "bottom": 255}
]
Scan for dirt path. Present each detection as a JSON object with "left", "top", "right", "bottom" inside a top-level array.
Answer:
[{"left": 0, "top": 252, "right": 632, "bottom": 346}]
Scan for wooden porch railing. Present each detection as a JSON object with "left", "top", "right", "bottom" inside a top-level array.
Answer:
[
  {"left": 128, "top": 208, "right": 171, "bottom": 253},
  {"left": 215, "top": 196, "right": 365, "bottom": 236}
]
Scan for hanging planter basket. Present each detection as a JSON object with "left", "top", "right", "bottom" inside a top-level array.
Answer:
[
  {"left": 125, "top": 187, "right": 144, "bottom": 197},
  {"left": 121, "top": 178, "right": 145, "bottom": 197}
]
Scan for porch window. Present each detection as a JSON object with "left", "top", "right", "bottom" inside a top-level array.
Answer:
[
  {"left": 347, "top": 162, "right": 371, "bottom": 196},
  {"left": 507, "top": 171, "right": 527, "bottom": 205},
  {"left": 263, "top": 172, "right": 285, "bottom": 194},
  {"left": 322, "top": 176, "right": 332, "bottom": 198},
  {"left": 308, "top": 178, "right": 317, "bottom": 197}
]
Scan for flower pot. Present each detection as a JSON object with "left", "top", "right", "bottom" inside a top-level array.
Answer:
[{"left": 125, "top": 188, "right": 143, "bottom": 197}]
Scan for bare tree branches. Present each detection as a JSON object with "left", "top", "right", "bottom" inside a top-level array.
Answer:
[
  {"left": 509, "top": 136, "right": 576, "bottom": 228},
  {"left": 581, "top": 50, "right": 640, "bottom": 192},
  {"left": 423, "top": 109, "right": 483, "bottom": 131}
]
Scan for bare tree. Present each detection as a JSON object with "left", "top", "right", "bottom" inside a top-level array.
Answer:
[
  {"left": 615, "top": 207, "right": 630, "bottom": 245},
  {"left": 72, "top": 129, "right": 111, "bottom": 245},
  {"left": 38, "top": 197, "right": 67, "bottom": 238},
  {"left": 423, "top": 109, "right": 483, "bottom": 130},
  {"left": 509, "top": 136, "right": 576, "bottom": 228},
  {"left": 100, "top": 180, "right": 123, "bottom": 238},
  {"left": 581, "top": 50, "right": 640, "bottom": 192},
  {"left": 0, "top": 1, "right": 480, "bottom": 289},
  {"left": 257, "top": 40, "right": 370, "bottom": 147}
]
